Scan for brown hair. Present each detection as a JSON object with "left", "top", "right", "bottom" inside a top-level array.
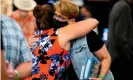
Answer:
[
  {"left": 33, "top": 4, "right": 54, "bottom": 30},
  {"left": 55, "top": 1, "right": 79, "bottom": 19}
]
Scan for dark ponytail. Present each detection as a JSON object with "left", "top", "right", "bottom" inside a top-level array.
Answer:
[{"left": 33, "top": 4, "right": 54, "bottom": 30}]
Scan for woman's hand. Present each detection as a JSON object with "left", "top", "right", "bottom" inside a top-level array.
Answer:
[
  {"left": 89, "top": 77, "right": 103, "bottom": 80},
  {"left": 28, "top": 36, "right": 39, "bottom": 48}
]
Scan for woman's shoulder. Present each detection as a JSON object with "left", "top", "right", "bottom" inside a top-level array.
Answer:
[{"left": 86, "top": 31, "right": 104, "bottom": 52}]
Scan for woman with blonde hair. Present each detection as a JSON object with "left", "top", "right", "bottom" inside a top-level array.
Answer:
[
  {"left": 54, "top": 1, "right": 112, "bottom": 80},
  {"left": 25, "top": 2, "right": 98, "bottom": 80}
]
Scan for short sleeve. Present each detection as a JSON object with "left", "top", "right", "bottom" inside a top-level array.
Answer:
[
  {"left": 87, "top": 31, "right": 104, "bottom": 52},
  {"left": 19, "top": 35, "right": 32, "bottom": 63}
]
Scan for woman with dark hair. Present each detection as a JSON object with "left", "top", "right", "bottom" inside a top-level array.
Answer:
[{"left": 25, "top": 2, "right": 98, "bottom": 80}]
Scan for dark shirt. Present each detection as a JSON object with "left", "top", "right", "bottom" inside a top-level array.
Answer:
[
  {"left": 67, "top": 31, "right": 104, "bottom": 80},
  {"left": 107, "top": 0, "right": 133, "bottom": 60}
]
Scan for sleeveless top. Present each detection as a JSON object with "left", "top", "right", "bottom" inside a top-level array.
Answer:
[{"left": 25, "top": 28, "right": 71, "bottom": 80}]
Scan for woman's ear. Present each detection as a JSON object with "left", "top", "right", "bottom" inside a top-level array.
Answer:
[{"left": 68, "top": 18, "right": 76, "bottom": 24}]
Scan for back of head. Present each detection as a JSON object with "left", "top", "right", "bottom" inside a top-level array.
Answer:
[
  {"left": 81, "top": 5, "right": 91, "bottom": 12},
  {"left": 33, "top": 4, "right": 54, "bottom": 30},
  {"left": 55, "top": 1, "right": 79, "bottom": 19}
]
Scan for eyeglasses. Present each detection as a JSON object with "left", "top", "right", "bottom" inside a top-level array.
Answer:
[{"left": 54, "top": 13, "right": 69, "bottom": 22}]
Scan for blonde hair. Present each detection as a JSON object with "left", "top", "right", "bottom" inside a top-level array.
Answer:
[{"left": 55, "top": 1, "right": 79, "bottom": 19}]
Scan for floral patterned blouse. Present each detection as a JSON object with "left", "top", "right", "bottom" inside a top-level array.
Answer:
[{"left": 24, "top": 28, "right": 71, "bottom": 80}]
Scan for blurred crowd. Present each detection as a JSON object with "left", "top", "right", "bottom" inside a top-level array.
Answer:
[{"left": 1, "top": 0, "right": 133, "bottom": 80}]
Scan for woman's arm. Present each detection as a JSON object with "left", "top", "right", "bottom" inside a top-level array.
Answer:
[
  {"left": 28, "top": 19, "right": 98, "bottom": 50},
  {"left": 58, "top": 18, "right": 99, "bottom": 43},
  {"left": 92, "top": 45, "right": 111, "bottom": 80}
]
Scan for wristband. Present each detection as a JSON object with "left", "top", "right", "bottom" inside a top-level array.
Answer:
[
  {"left": 98, "top": 74, "right": 105, "bottom": 79},
  {"left": 14, "top": 70, "right": 19, "bottom": 80}
]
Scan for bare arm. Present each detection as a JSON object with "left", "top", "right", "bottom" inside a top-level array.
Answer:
[
  {"left": 15, "top": 61, "right": 32, "bottom": 80},
  {"left": 59, "top": 18, "right": 99, "bottom": 44},
  {"left": 94, "top": 45, "right": 111, "bottom": 79}
]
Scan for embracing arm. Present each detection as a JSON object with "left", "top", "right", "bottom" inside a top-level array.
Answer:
[{"left": 59, "top": 18, "right": 99, "bottom": 42}]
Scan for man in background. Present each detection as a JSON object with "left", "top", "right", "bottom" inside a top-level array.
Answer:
[
  {"left": 1, "top": 15, "right": 33, "bottom": 80},
  {"left": 10, "top": 0, "right": 37, "bottom": 41},
  {"left": 107, "top": 0, "right": 133, "bottom": 79},
  {"left": 0, "top": 0, "right": 13, "bottom": 16},
  {"left": 80, "top": 6, "right": 92, "bottom": 19}
]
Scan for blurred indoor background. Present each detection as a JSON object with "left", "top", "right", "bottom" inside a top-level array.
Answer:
[{"left": 0, "top": 0, "right": 133, "bottom": 40}]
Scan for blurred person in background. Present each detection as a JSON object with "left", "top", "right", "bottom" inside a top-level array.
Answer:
[
  {"left": 80, "top": 5, "right": 98, "bottom": 34},
  {"left": 0, "top": 0, "right": 13, "bottom": 16},
  {"left": 80, "top": 5, "right": 92, "bottom": 19},
  {"left": 107, "top": 0, "right": 133, "bottom": 79},
  {"left": 10, "top": 0, "right": 37, "bottom": 41},
  {"left": 1, "top": 15, "right": 33, "bottom": 80},
  {"left": 24, "top": 2, "right": 98, "bottom": 80}
]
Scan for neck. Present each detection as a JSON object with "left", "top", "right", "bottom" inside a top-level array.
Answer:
[
  {"left": 21, "top": 15, "right": 27, "bottom": 18},
  {"left": 19, "top": 10, "right": 29, "bottom": 19}
]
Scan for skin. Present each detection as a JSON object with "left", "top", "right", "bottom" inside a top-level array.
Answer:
[
  {"left": 55, "top": 9, "right": 111, "bottom": 80},
  {"left": 5, "top": 60, "right": 15, "bottom": 80},
  {"left": 28, "top": 19, "right": 98, "bottom": 79},
  {"left": 29, "top": 10, "right": 108, "bottom": 80},
  {"left": 90, "top": 45, "right": 111, "bottom": 80},
  {"left": 4, "top": 10, "right": 33, "bottom": 79},
  {"left": 15, "top": 61, "right": 32, "bottom": 80},
  {"left": 1, "top": 50, "right": 8, "bottom": 80},
  {"left": 59, "top": 1, "right": 111, "bottom": 80},
  {"left": 5, "top": 60, "right": 32, "bottom": 80},
  {"left": 29, "top": 16, "right": 98, "bottom": 49},
  {"left": 19, "top": 10, "right": 29, "bottom": 18},
  {"left": 28, "top": 2, "right": 99, "bottom": 80},
  {"left": 29, "top": 0, "right": 110, "bottom": 78}
]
